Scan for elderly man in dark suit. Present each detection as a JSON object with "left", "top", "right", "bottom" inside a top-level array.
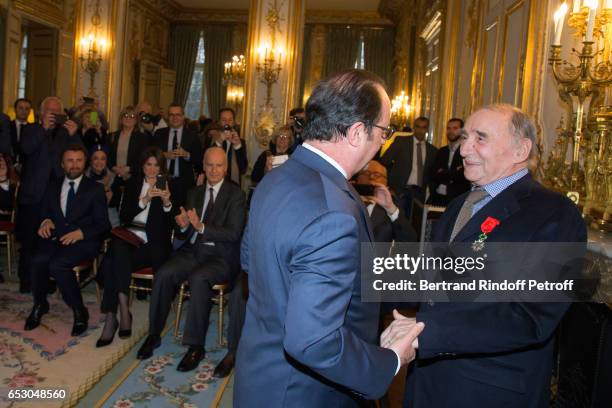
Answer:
[
  {"left": 394, "top": 104, "right": 587, "bottom": 408},
  {"left": 380, "top": 116, "right": 437, "bottom": 217},
  {"left": 24, "top": 144, "right": 110, "bottom": 336},
  {"left": 235, "top": 70, "right": 424, "bottom": 407},
  {"left": 16, "top": 96, "right": 82, "bottom": 293},
  {"left": 137, "top": 146, "right": 246, "bottom": 372},
  {"left": 152, "top": 103, "right": 202, "bottom": 208}
]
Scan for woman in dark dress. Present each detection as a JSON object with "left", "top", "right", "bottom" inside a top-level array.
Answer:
[{"left": 96, "top": 147, "right": 173, "bottom": 347}]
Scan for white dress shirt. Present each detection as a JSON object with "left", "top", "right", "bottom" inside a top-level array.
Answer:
[
  {"left": 436, "top": 141, "right": 461, "bottom": 196},
  {"left": 302, "top": 143, "right": 348, "bottom": 179},
  {"left": 15, "top": 120, "right": 27, "bottom": 142},
  {"left": 130, "top": 180, "right": 173, "bottom": 243},
  {"left": 407, "top": 137, "right": 425, "bottom": 187},
  {"left": 189, "top": 180, "right": 223, "bottom": 244},
  {"left": 60, "top": 175, "right": 83, "bottom": 216},
  {"left": 167, "top": 127, "right": 184, "bottom": 177}
]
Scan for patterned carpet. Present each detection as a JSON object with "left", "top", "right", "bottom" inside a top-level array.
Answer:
[
  {"left": 0, "top": 283, "right": 150, "bottom": 408},
  {"left": 96, "top": 302, "right": 230, "bottom": 408}
]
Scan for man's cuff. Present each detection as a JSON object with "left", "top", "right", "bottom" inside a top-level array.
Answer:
[
  {"left": 393, "top": 350, "right": 401, "bottom": 375},
  {"left": 387, "top": 207, "right": 400, "bottom": 222},
  {"left": 198, "top": 224, "right": 205, "bottom": 234},
  {"left": 163, "top": 203, "right": 172, "bottom": 212},
  {"left": 232, "top": 143, "right": 242, "bottom": 150}
]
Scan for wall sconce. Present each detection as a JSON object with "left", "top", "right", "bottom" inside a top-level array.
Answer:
[
  {"left": 391, "top": 91, "right": 411, "bottom": 129},
  {"left": 256, "top": 46, "right": 283, "bottom": 107},
  {"left": 79, "top": 0, "right": 106, "bottom": 98}
]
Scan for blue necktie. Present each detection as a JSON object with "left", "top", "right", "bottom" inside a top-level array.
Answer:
[{"left": 66, "top": 181, "right": 76, "bottom": 217}]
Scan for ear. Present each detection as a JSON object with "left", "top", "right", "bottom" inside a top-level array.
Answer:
[
  {"left": 513, "top": 137, "right": 532, "bottom": 163},
  {"left": 346, "top": 122, "right": 366, "bottom": 148}
]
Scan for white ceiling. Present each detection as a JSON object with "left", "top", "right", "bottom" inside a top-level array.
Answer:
[{"left": 175, "top": 0, "right": 380, "bottom": 11}]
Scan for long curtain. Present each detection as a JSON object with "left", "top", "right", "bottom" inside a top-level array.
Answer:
[
  {"left": 363, "top": 27, "right": 396, "bottom": 91},
  {"left": 169, "top": 25, "right": 200, "bottom": 106},
  {"left": 322, "top": 26, "right": 361, "bottom": 79},
  {"left": 203, "top": 25, "right": 233, "bottom": 119}
]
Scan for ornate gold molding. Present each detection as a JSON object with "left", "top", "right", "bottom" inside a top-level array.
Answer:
[
  {"left": 13, "top": 0, "right": 65, "bottom": 28},
  {"left": 305, "top": 10, "right": 393, "bottom": 25},
  {"left": 174, "top": 8, "right": 248, "bottom": 23}
]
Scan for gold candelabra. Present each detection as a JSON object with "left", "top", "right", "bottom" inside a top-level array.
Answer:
[
  {"left": 256, "top": 48, "right": 283, "bottom": 107},
  {"left": 391, "top": 91, "right": 411, "bottom": 129},
  {"left": 79, "top": 0, "right": 106, "bottom": 98},
  {"left": 223, "top": 55, "right": 246, "bottom": 107},
  {"left": 546, "top": 1, "right": 612, "bottom": 231}
]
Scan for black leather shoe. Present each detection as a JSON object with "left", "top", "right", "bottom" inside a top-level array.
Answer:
[
  {"left": 137, "top": 335, "right": 161, "bottom": 360},
  {"left": 24, "top": 302, "right": 50, "bottom": 331},
  {"left": 213, "top": 351, "right": 235, "bottom": 378},
  {"left": 96, "top": 319, "right": 118, "bottom": 348},
  {"left": 177, "top": 346, "right": 205, "bottom": 372},
  {"left": 71, "top": 306, "right": 89, "bottom": 336},
  {"left": 118, "top": 312, "right": 132, "bottom": 339},
  {"left": 0, "top": 273, "right": 4, "bottom": 283}
]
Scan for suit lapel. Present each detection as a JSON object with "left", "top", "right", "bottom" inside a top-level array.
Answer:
[
  {"left": 210, "top": 182, "right": 229, "bottom": 222},
  {"left": 453, "top": 174, "right": 533, "bottom": 243}
]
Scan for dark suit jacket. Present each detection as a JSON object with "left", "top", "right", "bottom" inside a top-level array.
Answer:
[
  {"left": 235, "top": 146, "right": 397, "bottom": 407},
  {"left": 428, "top": 144, "right": 470, "bottom": 206},
  {"left": 19, "top": 123, "right": 84, "bottom": 205},
  {"left": 9, "top": 120, "right": 26, "bottom": 164},
  {"left": 0, "top": 114, "right": 11, "bottom": 157},
  {"left": 39, "top": 175, "right": 111, "bottom": 251},
  {"left": 176, "top": 180, "right": 246, "bottom": 275},
  {"left": 404, "top": 173, "right": 587, "bottom": 408},
  {"left": 108, "top": 130, "right": 150, "bottom": 171},
  {"left": 153, "top": 127, "right": 202, "bottom": 185},
  {"left": 370, "top": 203, "right": 417, "bottom": 248},
  {"left": 380, "top": 136, "right": 437, "bottom": 195},
  {"left": 119, "top": 175, "right": 172, "bottom": 267}
]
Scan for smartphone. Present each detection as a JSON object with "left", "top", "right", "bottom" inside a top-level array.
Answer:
[
  {"left": 271, "top": 154, "right": 289, "bottom": 168},
  {"left": 353, "top": 183, "right": 375, "bottom": 196},
  {"left": 90, "top": 111, "right": 99, "bottom": 125},
  {"left": 53, "top": 113, "right": 68, "bottom": 126},
  {"left": 155, "top": 174, "right": 167, "bottom": 190}
]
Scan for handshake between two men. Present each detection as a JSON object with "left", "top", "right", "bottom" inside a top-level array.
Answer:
[{"left": 380, "top": 310, "right": 425, "bottom": 367}]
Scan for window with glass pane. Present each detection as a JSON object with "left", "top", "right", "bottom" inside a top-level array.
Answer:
[
  {"left": 185, "top": 33, "right": 209, "bottom": 119},
  {"left": 17, "top": 33, "right": 28, "bottom": 99}
]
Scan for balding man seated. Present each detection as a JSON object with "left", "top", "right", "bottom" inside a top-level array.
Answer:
[{"left": 136, "top": 147, "right": 247, "bottom": 372}]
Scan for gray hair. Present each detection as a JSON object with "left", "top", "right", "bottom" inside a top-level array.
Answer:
[
  {"left": 479, "top": 103, "right": 536, "bottom": 158},
  {"left": 39, "top": 96, "right": 64, "bottom": 113}
]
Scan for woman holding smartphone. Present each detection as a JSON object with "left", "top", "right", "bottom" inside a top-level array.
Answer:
[{"left": 96, "top": 146, "right": 173, "bottom": 347}]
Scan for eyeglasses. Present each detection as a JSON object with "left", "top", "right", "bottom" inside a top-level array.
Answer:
[
  {"left": 370, "top": 123, "right": 396, "bottom": 140},
  {"left": 361, "top": 170, "right": 386, "bottom": 180},
  {"left": 122, "top": 113, "right": 137, "bottom": 119}
]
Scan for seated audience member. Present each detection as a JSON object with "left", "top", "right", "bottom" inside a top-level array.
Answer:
[
  {"left": 78, "top": 108, "right": 108, "bottom": 150},
  {"left": 97, "top": 147, "right": 173, "bottom": 347},
  {"left": 86, "top": 144, "right": 118, "bottom": 227},
  {"left": 24, "top": 144, "right": 110, "bottom": 336},
  {"left": 251, "top": 125, "right": 294, "bottom": 184},
  {"left": 108, "top": 106, "right": 150, "bottom": 210},
  {"left": 10, "top": 98, "right": 32, "bottom": 170},
  {"left": 152, "top": 103, "right": 202, "bottom": 208},
  {"left": 0, "top": 153, "right": 18, "bottom": 284},
  {"left": 428, "top": 118, "right": 470, "bottom": 206},
  {"left": 355, "top": 160, "right": 417, "bottom": 247},
  {"left": 136, "top": 146, "right": 246, "bottom": 372},
  {"left": 17, "top": 96, "right": 82, "bottom": 294}
]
